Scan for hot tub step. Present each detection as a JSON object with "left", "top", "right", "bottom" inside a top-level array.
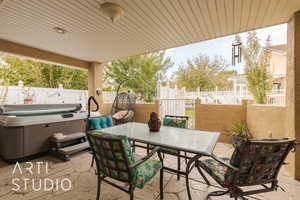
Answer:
[
  {"left": 58, "top": 141, "right": 89, "bottom": 156},
  {"left": 50, "top": 131, "right": 90, "bottom": 161},
  {"left": 51, "top": 132, "right": 86, "bottom": 143}
]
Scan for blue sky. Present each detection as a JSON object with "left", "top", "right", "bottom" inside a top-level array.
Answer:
[{"left": 165, "top": 23, "right": 287, "bottom": 77}]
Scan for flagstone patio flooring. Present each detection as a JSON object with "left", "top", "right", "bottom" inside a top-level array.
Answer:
[{"left": 1, "top": 143, "right": 300, "bottom": 200}]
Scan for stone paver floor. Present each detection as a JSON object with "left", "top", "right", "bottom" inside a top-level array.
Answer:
[{"left": 0, "top": 143, "right": 300, "bottom": 200}]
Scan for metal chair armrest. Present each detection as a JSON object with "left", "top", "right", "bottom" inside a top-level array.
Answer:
[
  {"left": 129, "top": 147, "right": 161, "bottom": 169},
  {"left": 292, "top": 141, "right": 300, "bottom": 152},
  {"left": 210, "top": 154, "right": 239, "bottom": 171}
]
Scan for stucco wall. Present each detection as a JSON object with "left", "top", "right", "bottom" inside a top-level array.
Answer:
[
  {"left": 194, "top": 100, "right": 247, "bottom": 143},
  {"left": 100, "top": 103, "right": 112, "bottom": 115},
  {"left": 194, "top": 101, "right": 288, "bottom": 143},
  {"left": 105, "top": 101, "right": 287, "bottom": 142},
  {"left": 133, "top": 101, "right": 160, "bottom": 123},
  {"left": 247, "top": 104, "right": 287, "bottom": 139}
]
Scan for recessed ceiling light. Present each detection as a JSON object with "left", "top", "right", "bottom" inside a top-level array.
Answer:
[{"left": 53, "top": 27, "right": 67, "bottom": 34}]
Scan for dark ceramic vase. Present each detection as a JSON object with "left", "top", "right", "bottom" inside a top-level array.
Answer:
[{"left": 148, "top": 112, "right": 161, "bottom": 132}]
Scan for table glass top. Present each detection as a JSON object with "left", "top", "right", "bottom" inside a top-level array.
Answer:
[{"left": 92, "top": 122, "right": 220, "bottom": 155}]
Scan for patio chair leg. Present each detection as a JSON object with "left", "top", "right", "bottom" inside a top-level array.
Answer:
[
  {"left": 160, "top": 168, "right": 164, "bottom": 200},
  {"left": 177, "top": 153, "right": 181, "bottom": 180},
  {"left": 186, "top": 169, "right": 192, "bottom": 200},
  {"left": 96, "top": 175, "right": 102, "bottom": 200},
  {"left": 196, "top": 165, "right": 210, "bottom": 185},
  {"left": 129, "top": 185, "right": 135, "bottom": 200},
  {"left": 91, "top": 154, "right": 95, "bottom": 168}
]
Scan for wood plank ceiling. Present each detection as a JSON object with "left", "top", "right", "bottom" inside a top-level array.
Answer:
[{"left": 0, "top": 0, "right": 299, "bottom": 63}]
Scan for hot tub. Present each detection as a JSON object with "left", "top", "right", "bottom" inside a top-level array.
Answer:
[{"left": 0, "top": 104, "right": 98, "bottom": 162}]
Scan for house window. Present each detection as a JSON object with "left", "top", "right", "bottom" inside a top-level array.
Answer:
[{"left": 273, "top": 83, "right": 281, "bottom": 90}]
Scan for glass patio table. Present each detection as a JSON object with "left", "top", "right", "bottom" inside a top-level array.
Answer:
[{"left": 92, "top": 122, "right": 220, "bottom": 200}]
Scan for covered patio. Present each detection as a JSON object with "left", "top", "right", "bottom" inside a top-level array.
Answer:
[{"left": 1, "top": 0, "right": 300, "bottom": 200}]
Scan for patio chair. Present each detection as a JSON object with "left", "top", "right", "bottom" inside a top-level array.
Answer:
[
  {"left": 163, "top": 115, "right": 189, "bottom": 128},
  {"left": 88, "top": 115, "right": 114, "bottom": 167},
  {"left": 196, "top": 138, "right": 297, "bottom": 199},
  {"left": 87, "top": 131, "right": 164, "bottom": 200},
  {"left": 148, "top": 115, "right": 189, "bottom": 181},
  {"left": 111, "top": 91, "right": 136, "bottom": 125}
]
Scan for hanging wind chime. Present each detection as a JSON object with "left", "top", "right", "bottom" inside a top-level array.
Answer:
[{"left": 232, "top": 41, "right": 242, "bottom": 66}]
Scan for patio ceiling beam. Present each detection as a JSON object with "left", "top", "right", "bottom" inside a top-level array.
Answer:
[{"left": 0, "top": 39, "right": 91, "bottom": 69}]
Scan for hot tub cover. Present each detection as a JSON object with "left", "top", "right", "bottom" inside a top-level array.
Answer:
[{"left": 0, "top": 104, "right": 82, "bottom": 116}]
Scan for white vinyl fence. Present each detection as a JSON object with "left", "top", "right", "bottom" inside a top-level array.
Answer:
[
  {"left": 159, "top": 86, "right": 286, "bottom": 106},
  {"left": 0, "top": 85, "right": 88, "bottom": 110},
  {"left": 101, "top": 86, "right": 286, "bottom": 106},
  {"left": 160, "top": 99, "right": 195, "bottom": 128}
]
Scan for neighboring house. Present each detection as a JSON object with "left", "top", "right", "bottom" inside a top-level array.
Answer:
[{"left": 268, "top": 44, "right": 287, "bottom": 90}]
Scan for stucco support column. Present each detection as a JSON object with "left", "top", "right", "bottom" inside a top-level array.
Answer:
[
  {"left": 88, "top": 62, "right": 105, "bottom": 110},
  {"left": 287, "top": 10, "right": 300, "bottom": 180}
]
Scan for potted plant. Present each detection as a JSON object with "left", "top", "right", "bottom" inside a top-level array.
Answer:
[
  {"left": 23, "top": 87, "right": 34, "bottom": 104},
  {"left": 230, "top": 121, "right": 252, "bottom": 146}
]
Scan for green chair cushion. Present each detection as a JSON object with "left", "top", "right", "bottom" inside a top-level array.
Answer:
[
  {"left": 160, "top": 147, "right": 178, "bottom": 154},
  {"left": 148, "top": 145, "right": 178, "bottom": 154},
  {"left": 198, "top": 158, "right": 230, "bottom": 186},
  {"left": 199, "top": 139, "right": 295, "bottom": 188},
  {"left": 226, "top": 138, "right": 293, "bottom": 186},
  {"left": 163, "top": 117, "right": 187, "bottom": 128},
  {"left": 90, "top": 131, "right": 135, "bottom": 181},
  {"left": 90, "top": 131, "right": 162, "bottom": 187},
  {"left": 132, "top": 159, "right": 162, "bottom": 189}
]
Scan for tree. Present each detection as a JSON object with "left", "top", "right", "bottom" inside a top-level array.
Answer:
[
  {"left": 105, "top": 51, "right": 173, "bottom": 102},
  {"left": 172, "top": 54, "right": 236, "bottom": 91},
  {"left": 239, "top": 32, "right": 272, "bottom": 104},
  {"left": 0, "top": 56, "right": 88, "bottom": 90}
]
